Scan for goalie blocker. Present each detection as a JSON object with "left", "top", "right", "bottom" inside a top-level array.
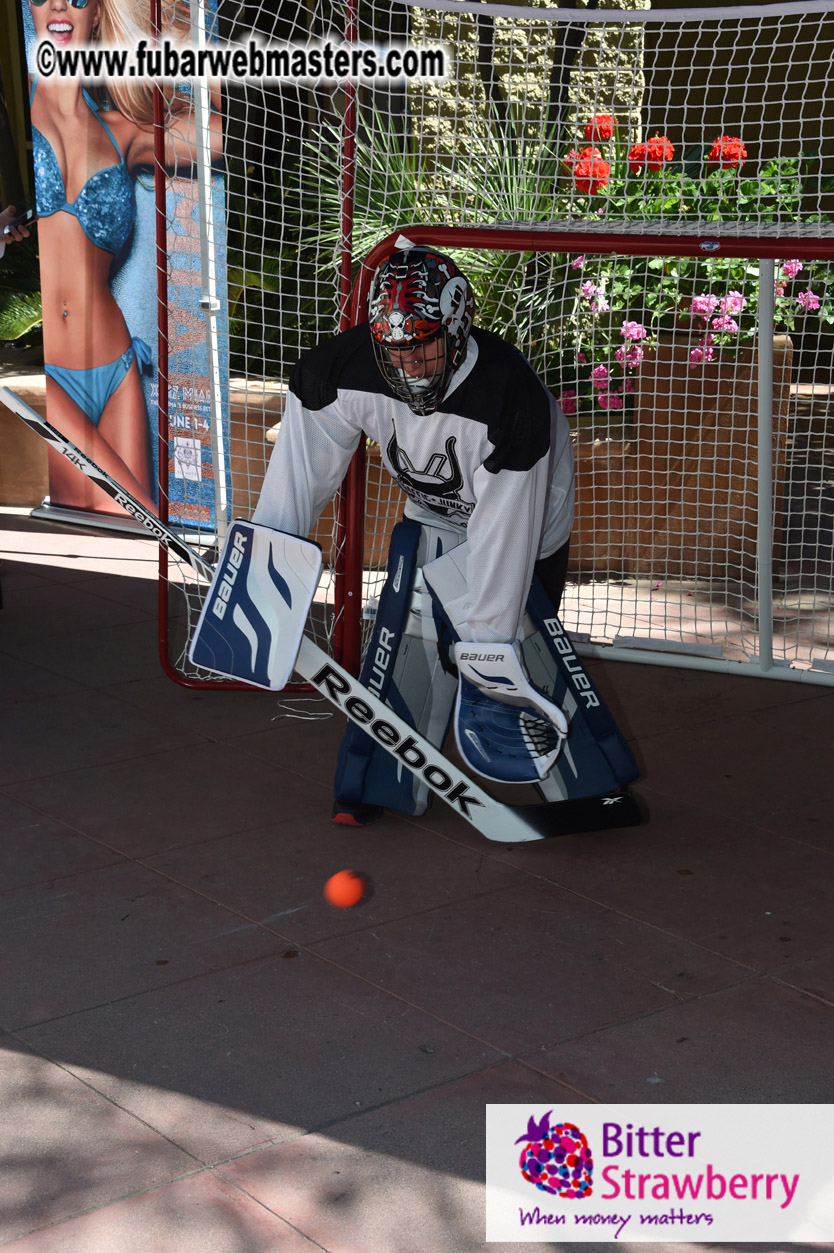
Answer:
[{"left": 188, "top": 520, "right": 322, "bottom": 690}]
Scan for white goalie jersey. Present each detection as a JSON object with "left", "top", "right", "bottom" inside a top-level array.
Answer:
[{"left": 253, "top": 323, "right": 574, "bottom": 642}]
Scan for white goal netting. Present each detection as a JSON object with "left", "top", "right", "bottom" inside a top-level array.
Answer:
[{"left": 161, "top": 0, "right": 834, "bottom": 685}]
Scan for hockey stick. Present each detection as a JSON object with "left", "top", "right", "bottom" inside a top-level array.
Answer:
[{"left": 1, "top": 386, "right": 644, "bottom": 843}]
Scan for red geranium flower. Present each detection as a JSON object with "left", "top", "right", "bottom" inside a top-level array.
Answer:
[
  {"left": 707, "top": 136, "right": 748, "bottom": 168},
  {"left": 627, "top": 143, "right": 647, "bottom": 174},
  {"left": 573, "top": 147, "right": 610, "bottom": 196},
  {"left": 583, "top": 114, "right": 616, "bottom": 142},
  {"left": 628, "top": 135, "right": 675, "bottom": 173}
]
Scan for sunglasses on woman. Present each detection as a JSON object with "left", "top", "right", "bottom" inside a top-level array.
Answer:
[{"left": 31, "top": 0, "right": 90, "bottom": 7}]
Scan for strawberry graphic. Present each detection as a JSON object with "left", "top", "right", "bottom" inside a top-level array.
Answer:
[{"left": 515, "top": 1113, "right": 594, "bottom": 1198}]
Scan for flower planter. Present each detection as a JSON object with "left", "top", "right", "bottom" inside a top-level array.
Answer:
[{"left": 570, "top": 335, "right": 794, "bottom": 579}]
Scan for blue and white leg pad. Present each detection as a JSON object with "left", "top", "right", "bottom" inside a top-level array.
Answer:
[
  {"left": 333, "top": 519, "right": 461, "bottom": 817},
  {"left": 188, "top": 520, "right": 322, "bottom": 690},
  {"left": 521, "top": 579, "right": 639, "bottom": 800}
]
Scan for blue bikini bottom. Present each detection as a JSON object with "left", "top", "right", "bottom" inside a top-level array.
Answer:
[{"left": 44, "top": 337, "right": 152, "bottom": 427}]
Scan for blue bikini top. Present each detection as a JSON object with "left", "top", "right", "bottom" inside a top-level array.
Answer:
[{"left": 31, "top": 79, "right": 135, "bottom": 256}]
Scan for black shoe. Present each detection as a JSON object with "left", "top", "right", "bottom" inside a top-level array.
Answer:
[{"left": 331, "top": 799, "right": 383, "bottom": 828}]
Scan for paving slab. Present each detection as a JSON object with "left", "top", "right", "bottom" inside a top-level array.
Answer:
[
  {"left": 223, "top": 715, "right": 352, "bottom": 790},
  {"left": 219, "top": 1059, "right": 588, "bottom": 1253},
  {"left": 774, "top": 950, "right": 834, "bottom": 1004},
  {"left": 583, "top": 654, "right": 829, "bottom": 740},
  {"left": 1, "top": 1171, "right": 322, "bottom": 1253},
  {"left": 4, "top": 741, "right": 331, "bottom": 858},
  {"left": 0, "top": 793, "right": 124, "bottom": 893},
  {"left": 0, "top": 516, "right": 158, "bottom": 578},
  {"left": 0, "top": 689, "right": 204, "bottom": 788},
  {"left": 0, "top": 581, "right": 152, "bottom": 648},
  {"left": 749, "top": 687, "right": 834, "bottom": 748},
  {"left": 636, "top": 713, "right": 832, "bottom": 826},
  {"left": 143, "top": 816, "right": 528, "bottom": 946},
  {"left": 0, "top": 563, "right": 55, "bottom": 593},
  {"left": 758, "top": 794, "right": 834, "bottom": 853},
  {"left": 487, "top": 785, "right": 834, "bottom": 968},
  {"left": 61, "top": 572, "right": 161, "bottom": 614},
  {"left": 528, "top": 976, "right": 834, "bottom": 1103},
  {"left": 16, "top": 952, "right": 503, "bottom": 1165},
  {"left": 102, "top": 674, "right": 299, "bottom": 742},
  {"left": 310, "top": 880, "right": 752, "bottom": 1055},
  {"left": 0, "top": 650, "right": 85, "bottom": 702},
  {"left": 0, "top": 1039, "right": 197, "bottom": 1244},
  {"left": 2, "top": 618, "right": 168, "bottom": 688},
  {"left": 0, "top": 860, "right": 284, "bottom": 1031}
]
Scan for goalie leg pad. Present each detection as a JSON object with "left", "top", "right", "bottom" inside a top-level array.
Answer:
[
  {"left": 522, "top": 576, "right": 640, "bottom": 799},
  {"left": 333, "top": 520, "right": 460, "bottom": 816}
]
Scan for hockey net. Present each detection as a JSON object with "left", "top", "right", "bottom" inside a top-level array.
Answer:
[{"left": 160, "top": 0, "right": 834, "bottom": 687}]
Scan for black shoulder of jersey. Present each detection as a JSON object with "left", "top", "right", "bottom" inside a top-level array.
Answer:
[
  {"left": 442, "top": 327, "right": 554, "bottom": 474},
  {"left": 289, "top": 323, "right": 390, "bottom": 410}
]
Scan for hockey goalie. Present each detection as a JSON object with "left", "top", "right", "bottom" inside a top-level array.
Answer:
[{"left": 249, "top": 242, "right": 641, "bottom": 827}]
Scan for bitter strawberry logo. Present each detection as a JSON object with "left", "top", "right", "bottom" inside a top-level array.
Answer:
[{"left": 515, "top": 1112, "right": 594, "bottom": 1198}]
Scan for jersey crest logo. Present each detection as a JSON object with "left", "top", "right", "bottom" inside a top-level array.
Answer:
[{"left": 386, "top": 432, "right": 465, "bottom": 500}]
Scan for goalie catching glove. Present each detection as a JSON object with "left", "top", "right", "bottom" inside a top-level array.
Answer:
[{"left": 454, "top": 642, "right": 569, "bottom": 784}]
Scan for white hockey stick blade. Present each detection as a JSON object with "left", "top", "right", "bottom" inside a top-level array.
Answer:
[
  {"left": 1, "top": 386, "right": 644, "bottom": 844},
  {"left": 454, "top": 642, "right": 569, "bottom": 783},
  {"left": 188, "top": 521, "right": 322, "bottom": 690}
]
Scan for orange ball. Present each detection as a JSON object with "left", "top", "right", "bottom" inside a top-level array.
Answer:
[{"left": 323, "top": 869, "right": 367, "bottom": 908}]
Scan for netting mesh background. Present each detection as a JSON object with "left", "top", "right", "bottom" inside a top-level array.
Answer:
[{"left": 162, "top": 0, "right": 834, "bottom": 683}]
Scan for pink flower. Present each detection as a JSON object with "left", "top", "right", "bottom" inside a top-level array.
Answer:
[
  {"left": 690, "top": 294, "right": 719, "bottom": 319},
  {"left": 774, "top": 280, "right": 787, "bottom": 297},
  {"left": 616, "top": 344, "right": 645, "bottom": 368},
  {"left": 711, "top": 315, "right": 740, "bottom": 334},
  {"left": 689, "top": 340, "right": 716, "bottom": 368},
  {"left": 620, "top": 321, "right": 648, "bottom": 341},
  {"left": 581, "top": 280, "right": 598, "bottom": 299},
  {"left": 597, "top": 391, "right": 624, "bottom": 410},
  {"left": 559, "top": 389, "right": 578, "bottom": 415},
  {"left": 781, "top": 259, "right": 803, "bottom": 280},
  {"left": 797, "top": 290, "right": 821, "bottom": 312},
  {"left": 571, "top": 256, "right": 585, "bottom": 269},
  {"left": 720, "top": 290, "right": 746, "bottom": 316},
  {"left": 621, "top": 377, "right": 636, "bottom": 395},
  {"left": 576, "top": 351, "right": 587, "bottom": 363},
  {"left": 591, "top": 294, "right": 610, "bottom": 314},
  {"left": 591, "top": 365, "right": 611, "bottom": 388}
]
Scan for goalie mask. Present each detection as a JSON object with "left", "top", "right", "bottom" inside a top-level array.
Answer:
[{"left": 368, "top": 247, "right": 475, "bottom": 415}]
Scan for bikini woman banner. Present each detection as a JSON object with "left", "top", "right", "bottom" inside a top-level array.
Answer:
[{"left": 21, "top": 0, "right": 230, "bottom": 532}]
